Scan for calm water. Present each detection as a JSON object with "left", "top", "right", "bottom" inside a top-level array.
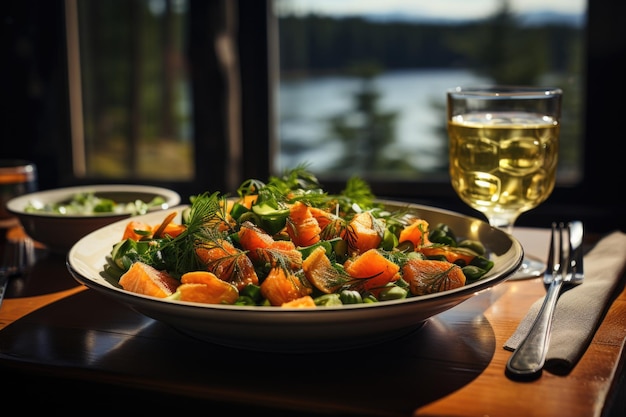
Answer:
[{"left": 277, "top": 69, "right": 489, "bottom": 173}]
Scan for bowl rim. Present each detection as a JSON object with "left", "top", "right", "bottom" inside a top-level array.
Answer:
[{"left": 6, "top": 184, "right": 181, "bottom": 218}]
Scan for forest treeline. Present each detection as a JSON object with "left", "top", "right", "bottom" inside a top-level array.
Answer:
[
  {"left": 278, "top": 12, "right": 583, "bottom": 85},
  {"left": 277, "top": 8, "right": 584, "bottom": 178}
]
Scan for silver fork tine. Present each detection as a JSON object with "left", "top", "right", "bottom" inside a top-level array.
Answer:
[
  {"left": 564, "top": 222, "right": 574, "bottom": 279},
  {"left": 543, "top": 222, "right": 557, "bottom": 286},
  {"left": 558, "top": 222, "right": 567, "bottom": 277}
]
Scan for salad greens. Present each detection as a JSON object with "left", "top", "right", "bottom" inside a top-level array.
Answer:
[
  {"left": 25, "top": 192, "right": 166, "bottom": 216},
  {"left": 106, "top": 165, "right": 495, "bottom": 307}
]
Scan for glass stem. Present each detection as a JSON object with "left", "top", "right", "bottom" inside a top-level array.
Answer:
[{"left": 488, "top": 215, "right": 517, "bottom": 236}]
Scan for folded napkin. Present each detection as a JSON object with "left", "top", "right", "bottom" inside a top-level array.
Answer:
[{"left": 504, "top": 230, "right": 626, "bottom": 375}]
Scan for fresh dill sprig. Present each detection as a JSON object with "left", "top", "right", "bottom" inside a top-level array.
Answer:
[
  {"left": 237, "top": 165, "right": 329, "bottom": 209},
  {"left": 314, "top": 175, "right": 381, "bottom": 217},
  {"left": 266, "top": 164, "right": 327, "bottom": 207},
  {"left": 186, "top": 192, "right": 226, "bottom": 233},
  {"left": 270, "top": 163, "right": 322, "bottom": 192},
  {"left": 158, "top": 191, "right": 225, "bottom": 277},
  {"left": 342, "top": 176, "right": 375, "bottom": 202},
  {"left": 237, "top": 179, "right": 266, "bottom": 198}
]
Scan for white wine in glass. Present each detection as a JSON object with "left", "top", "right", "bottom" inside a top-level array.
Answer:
[{"left": 447, "top": 86, "right": 562, "bottom": 279}]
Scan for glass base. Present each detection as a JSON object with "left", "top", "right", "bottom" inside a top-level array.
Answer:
[{"left": 508, "top": 254, "right": 546, "bottom": 280}]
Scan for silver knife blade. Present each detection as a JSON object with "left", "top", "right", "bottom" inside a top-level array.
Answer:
[{"left": 568, "top": 220, "right": 584, "bottom": 284}]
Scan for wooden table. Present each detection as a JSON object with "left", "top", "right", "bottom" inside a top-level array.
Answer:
[{"left": 1, "top": 227, "right": 624, "bottom": 416}]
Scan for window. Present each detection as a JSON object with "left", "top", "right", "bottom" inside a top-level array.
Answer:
[
  {"left": 63, "top": 0, "right": 587, "bottom": 191},
  {"left": 67, "top": 0, "right": 584, "bottom": 188},
  {"left": 275, "top": 0, "right": 585, "bottom": 187},
  {"left": 62, "top": 0, "right": 257, "bottom": 197},
  {"left": 66, "top": 0, "right": 194, "bottom": 181},
  {"left": 4, "top": 0, "right": 624, "bottom": 233}
]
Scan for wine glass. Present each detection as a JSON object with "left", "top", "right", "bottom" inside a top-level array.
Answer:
[{"left": 446, "top": 86, "right": 562, "bottom": 279}]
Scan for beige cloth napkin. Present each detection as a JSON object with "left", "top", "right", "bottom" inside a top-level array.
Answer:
[{"left": 504, "top": 230, "right": 626, "bottom": 375}]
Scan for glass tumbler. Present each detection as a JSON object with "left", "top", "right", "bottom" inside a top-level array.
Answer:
[{"left": 0, "top": 159, "right": 38, "bottom": 233}]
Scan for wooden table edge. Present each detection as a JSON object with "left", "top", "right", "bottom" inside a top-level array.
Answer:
[{"left": 0, "top": 285, "right": 88, "bottom": 330}]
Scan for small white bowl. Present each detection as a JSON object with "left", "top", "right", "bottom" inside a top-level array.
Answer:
[{"left": 7, "top": 184, "right": 181, "bottom": 253}]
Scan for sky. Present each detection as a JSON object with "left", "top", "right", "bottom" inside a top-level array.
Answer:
[{"left": 276, "top": 0, "right": 587, "bottom": 20}]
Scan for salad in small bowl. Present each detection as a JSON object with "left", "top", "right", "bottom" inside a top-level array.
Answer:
[{"left": 7, "top": 184, "right": 180, "bottom": 253}]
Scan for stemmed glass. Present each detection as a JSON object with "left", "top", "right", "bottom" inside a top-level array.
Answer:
[{"left": 446, "top": 86, "right": 562, "bottom": 279}]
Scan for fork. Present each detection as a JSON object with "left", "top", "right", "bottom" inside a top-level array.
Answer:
[
  {"left": 0, "top": 234, "right": 36, "bottom": 309},
  {"left": 505, "top": 221, "right": 584, "bottom": 378}
]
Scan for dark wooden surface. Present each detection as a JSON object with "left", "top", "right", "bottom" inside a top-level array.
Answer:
[{"left": 1, "top": 227, "right": 624, "bottom": 416}]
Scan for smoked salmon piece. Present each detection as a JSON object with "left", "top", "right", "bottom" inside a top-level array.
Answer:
[
  {"left": 196, "top": 239, "right": 259, "bottom": 290},
  {"left": 308, "top": 206, "right": 342, "bottom": 239},
  {"left": 258, "top": 239, "right": 303, "bottom": 270},
  {"left": 286, "top": 201, "right": 322, "bottom": 247},
  {"left": 398, "top": 218, "right": 431, "bottom": 248},
  {"left": 119, "top": 261, "right": 180, "bottom": 298},
  {"left": 344, "top": 248, "right": 400, "bottom": 291},
  {"left": 177, "top": 271, "right": 239, "bottom": 304},
  {"left": 417, "top": 246, "right": 475, "bottom": 265},
  {"left": 401, "top": 258, "right": 466, "bottom": 295},
  {"left": 281, "top": 295, "right": 316, "bottom": 308},
  {"left": 238, "top": 221, "right": 275, "bottom": 257},
  {"left": 260, "top": 267, "right": 312, "bottom": 306},
  {"left": 122, "top": 221, "right": 153, "bottom": 241},
  {"left": 238, "top": 221, "right": 302, "bottom": 269},
  {"left": 341, "top": 212, "right": 383, "bottom": 255},
  {"left": 302, "top": 246, "right": 346, "bottom": 294}
]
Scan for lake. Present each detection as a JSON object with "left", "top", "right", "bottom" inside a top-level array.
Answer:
[{"left": 277, "top": 68, "right": 490, "bottom": 174}]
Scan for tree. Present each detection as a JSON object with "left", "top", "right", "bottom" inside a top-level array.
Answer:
[{"left": 324, "top": 62, "right": 417, "bottom": 177}]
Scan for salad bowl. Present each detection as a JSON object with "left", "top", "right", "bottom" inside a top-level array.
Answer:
[
  {"left": 7, "top": 184, "right": 180, "bottom": 254},
  {"left": 67, "top": 200, "right": 523, "bottom": 352}
]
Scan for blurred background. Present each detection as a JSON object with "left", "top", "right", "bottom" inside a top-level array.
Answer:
[{"left": 2, "top": 0, "right": 624, "bottom": 234}]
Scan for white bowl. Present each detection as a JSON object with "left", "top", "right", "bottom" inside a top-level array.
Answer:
[
  {"left": 66, "top": 200, "right": 523, "bottom": 352},
  {"left": 7, "top": 184, "right": 181, "bottom": 253}
]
